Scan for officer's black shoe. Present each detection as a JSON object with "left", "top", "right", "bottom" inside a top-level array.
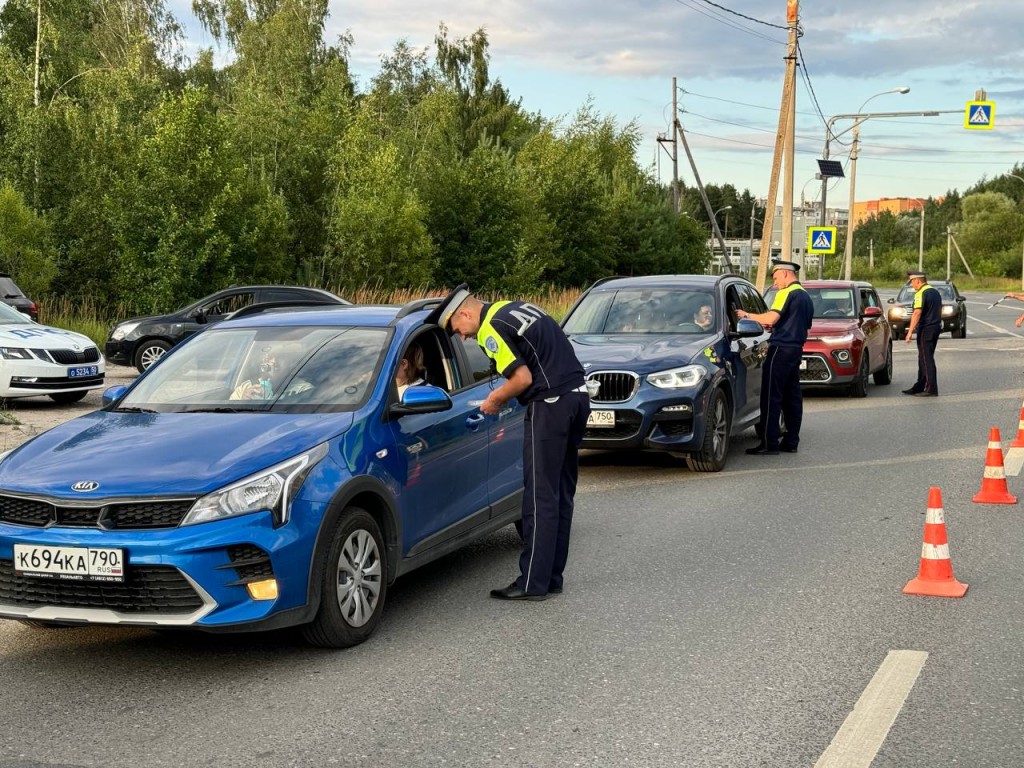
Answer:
[
  {"left": 745, "top": 446, "right": 779, "bottom": 456},
  {"left": 490, "top": 583, "right": 548, "bottom": 601},
  {"left": 902, "top": 388, "right": 920, "bottom": 395},
  {"left": 548, "top": 585, "right": 563, "bottom": 595},
  {"left": 913, "top": 392, "right": 937, "bottom": 397},
  {"left": 779, "top": 444, "right": 798, "bottom": 453}
]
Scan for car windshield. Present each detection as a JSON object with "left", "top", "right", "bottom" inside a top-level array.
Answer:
[
  {"left": 0, "top": 301, "right": 32, "bottom": 324},
  {"left": 117, "top": 325, "right": 389, "bottom": 413},
  {"left": 563, "top": 288, "right": 716, "bottom": 334},
  {"left": 896, "top": 283, "right": 955, "bottom": 302},
  {"left": 804, "top": 287, "right": 856, "bottom": 318}
]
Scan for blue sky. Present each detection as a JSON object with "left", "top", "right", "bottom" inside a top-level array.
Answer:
[{"left": 172, "top": 0, "right": 1024, "bottom": 208}]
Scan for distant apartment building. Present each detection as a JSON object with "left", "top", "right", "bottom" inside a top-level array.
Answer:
[{"left": 851, "top": 197, "right": 924, "bottom": 230}]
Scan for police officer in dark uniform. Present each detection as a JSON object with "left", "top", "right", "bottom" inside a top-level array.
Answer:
[
  {"left": 440, "top": 285, "right": 590, "bottom": 601},
  {"left": 901, "top": 270, "right": 941, "bottom": 397},
  {"left": 735, "top": 260, "right": 814, "bottom": 455}
]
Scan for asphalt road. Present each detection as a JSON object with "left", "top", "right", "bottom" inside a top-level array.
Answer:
[{"left": 2, "top": 291, "right": 1024, "bottom": 768}]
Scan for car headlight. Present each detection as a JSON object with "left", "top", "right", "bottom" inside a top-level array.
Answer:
[
  {"left": 182, "top": 443, "right": 329, "bottom": 527},
  {"left": 0, "top": 347, "right": 32, "bottom": 360},
  {"left": 820, "top": 333, "right": 855, "bottom": 346},
  {"left": 647, "top": 365, "right": 707, "bottom": 389},
  {"left": 110, "top": 322, "right": 141, "bottom": 341},
  {"left": 889, "top": 307, "right": 907, "bottom": 319},
  {"left": 941, "top": 306, "right": 954, "bottom": 317}
]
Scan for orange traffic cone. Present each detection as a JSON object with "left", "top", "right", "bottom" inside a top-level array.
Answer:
[
  {"left": 1012, "top": 400, "right": 1024, "bottom": 449},
  {"left": 903, "top": 487, "right": 968, "bottom": 598},
  {"left": 973, "top": 427, "right": 1018, "bottom": 504}
]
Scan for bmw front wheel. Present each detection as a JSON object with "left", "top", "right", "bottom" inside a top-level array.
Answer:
[
  {"left": 302, "top": 507, "right": 387, "bottom": 649},
  {"left": 686, "top": 388, "right": 731, "bottom": 472}
]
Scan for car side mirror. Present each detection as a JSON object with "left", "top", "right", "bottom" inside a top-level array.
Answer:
[
  {"left": 390, "top": 384, "right": 453, "bottom": 417},
  {"left": 732, "top": 318, "right": 765, "bottom": 337},
  {"left": 862, "top": 306, "right": 883, "bottom": 318},
  {"left": 887, "top": 298, "right": 895, "bottom": 304},
  {"left": 102, "top": 385, "right": 129, "bottom": 407},
  {"left": 193, "top": 310, "right": 208, "bottom": 324}
]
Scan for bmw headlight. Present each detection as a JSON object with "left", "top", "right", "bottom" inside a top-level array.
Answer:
[
  {"left": 0, "top": 347, "right": 32, "bottom": 360},
  {"left": 889, "top": 307, "right": 907, "bottom": 319},
  {"left": 820, "top": 333, "right": 855, "bottom": 346},
  {"left": 647, "top": 365, "right": 707, "bottom": 389},
  {"left": 110, "top": 322, "right": 141, "bottom": 341},
  {"left": 182, "top": 443, "right": 329, "bottom": 527}
]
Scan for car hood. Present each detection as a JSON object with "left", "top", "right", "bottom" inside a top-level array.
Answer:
[
  {"left": 569, "top": 333, "right": 713, "bottom": 373},
  {"left": 113, "top": 313, "right": 166, "bottom": 328},
  {"left": 807, "top": 318, "right": 860, "bottom": 336},
  {"left": 0, "top": 411, "right": 353, "bottom": 498},
  {"left": 0, "top": 323, "right": 98, "bottom": 350}
]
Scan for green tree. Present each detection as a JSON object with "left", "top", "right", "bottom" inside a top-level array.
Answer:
[{"left": 0, "top": 179, "right": 56, "bottom": 296}]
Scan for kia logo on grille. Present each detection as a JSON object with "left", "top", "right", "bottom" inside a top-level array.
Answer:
[{"left": 71, "top": 481, "right": 100, "bottom": 492}]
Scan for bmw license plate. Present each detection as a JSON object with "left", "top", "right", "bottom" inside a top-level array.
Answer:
[
  {"left": 13, "top": 544, "right": 124, "bottom": 582},
  {"left": 68, "top": 365, "right": 98, "bottom": 378},
  {"left": 587, "top": 410, "right": 615, "bottom": 428}
]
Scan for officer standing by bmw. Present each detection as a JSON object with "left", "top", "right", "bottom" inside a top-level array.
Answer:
[
  {"left": 735, "top": 261, "right": 814, "bottom": 455},
  {"left": 440, "top": 284, "right": 589, "bottom": 601},
  {"left": 901, "top": 270, "right": 941, "bottom": 397}
]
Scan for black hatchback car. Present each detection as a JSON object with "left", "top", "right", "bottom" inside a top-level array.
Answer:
[
  {"left": 0, "top": 273, "right": 38, "bottom": 320},
  {"left": 105, "top": 285, "right": 349, "bottom": 372},
  {"left": 561, "top": 274, "right": 770, "bottom": 472},
  {"left": 887, "top": 280, "right": 966, "bottom": 338}
]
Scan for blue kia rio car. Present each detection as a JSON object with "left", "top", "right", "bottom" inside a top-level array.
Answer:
[
  {"left": 562, "top": 275, "right": 770, "bottom": 472},
  {"left": 0, "top": 299, "right": 524, "bottom": 648}
]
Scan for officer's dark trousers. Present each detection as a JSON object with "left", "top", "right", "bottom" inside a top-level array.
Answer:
[
  {"left": 517, "top": 392, "right": 589, "bottom": 595},
  {"left": 759, "top": 344, "right": 803, "bottom": 450},
  {"left": 914, "top": 325, "right": 939, "bottom": 395}
]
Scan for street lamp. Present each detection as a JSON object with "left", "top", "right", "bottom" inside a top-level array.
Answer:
[
  {"left": 1008, "top": 174, "right": 1024, "bottom": 290},
  {"left": 819, "top": 87, "right": 910, "bottom": 231}
]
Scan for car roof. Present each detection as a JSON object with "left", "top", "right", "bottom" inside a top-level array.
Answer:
[
  {"left": 216, "top": 303, "right": 426, "bottom": 330},
  {"left": 585, "top": 274, "right": 745, "bottom": 290},
  {"left": 798, "top": 280, "right": 875, "bottom": 289}
]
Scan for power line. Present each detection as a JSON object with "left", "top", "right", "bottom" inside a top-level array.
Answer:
[
  {"left": 695, "top": 0, "right": 789, "bottom": 30},
  {"left": 668, "top": 0, "right": 785, "bottom": 44}
]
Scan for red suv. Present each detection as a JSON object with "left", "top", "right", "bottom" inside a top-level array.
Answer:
[{"left": 765, "top": 280, "right": 893, "bottom": 397}]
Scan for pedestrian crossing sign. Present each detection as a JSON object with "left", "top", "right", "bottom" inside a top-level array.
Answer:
[
  {"left": 964, "top": 101, "right": 995, "bottom": 130},
  {"left": 807, "top": 226, "right": 837, "bottom": 255}
]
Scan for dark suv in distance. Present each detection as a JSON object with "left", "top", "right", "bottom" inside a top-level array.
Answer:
[
  {"left": 105, "top": 285, "right": 349, "bottom": 372},
  {"left": 887, "top": 280, "right": 966, "bottom": 338},
  {"left": 0, "top": 273, "right": 38, "bottom": 320}
]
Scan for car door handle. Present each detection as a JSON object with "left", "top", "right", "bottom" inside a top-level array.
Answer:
[{"left": 465, "top": 413, "right": 486, "bottom": 430}]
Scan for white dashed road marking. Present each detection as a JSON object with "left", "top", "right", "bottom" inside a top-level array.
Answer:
[{"left": 814, "top": 649, "right": 928, "bottom": 768}]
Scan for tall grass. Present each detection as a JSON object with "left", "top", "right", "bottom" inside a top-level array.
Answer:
[{"left": 38, "top": 286, "right": 586, "bottom": 347}]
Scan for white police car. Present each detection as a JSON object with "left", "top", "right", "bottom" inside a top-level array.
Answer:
[{"left": 0, "top": 301, "right": 105, "bottom": 404}]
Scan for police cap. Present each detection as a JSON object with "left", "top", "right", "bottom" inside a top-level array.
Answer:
[
  {"left": 770, "top": 260, "right": 800, "bottom": 274},
  {"left": 906, "top": 271, "right": 927, "bottom": 280},
  {"left": 436, "top": 283, "right": 471, "bottom": 332}
]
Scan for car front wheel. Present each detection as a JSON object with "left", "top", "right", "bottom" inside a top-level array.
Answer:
[
  {"left": 849, "top": 352, "right": 869, "bottom": 398},
  {"left": 302, "top": 506, "right": 387, "bottom": 649},
  {"left": 686, "top": 388, "right": 731, "bottom": 473},
  {"left": 134, "top": 340, "right": 171, "bottom": 373},
  {"left": 955, "top": 318, "right": 967, "bottom": 338}
]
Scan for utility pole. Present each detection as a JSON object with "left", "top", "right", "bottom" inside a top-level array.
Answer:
[
  {"left": 655, "top": 78, "right": 680, "bottom": 213},
  {"left": 780, "top": 0, "right": 799, "bottom": 272},
  {"left": 675, "top": 116, "right": 735, "bottom": 272},
  {"left": 755, "top": 0, "right": 798, "bottom": 291},
  {"left": 918, "top": 203, "right": 925, "bottom": 270},
  {"left": 842, "top": 125, "right": 860, "bottom": 279}
]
